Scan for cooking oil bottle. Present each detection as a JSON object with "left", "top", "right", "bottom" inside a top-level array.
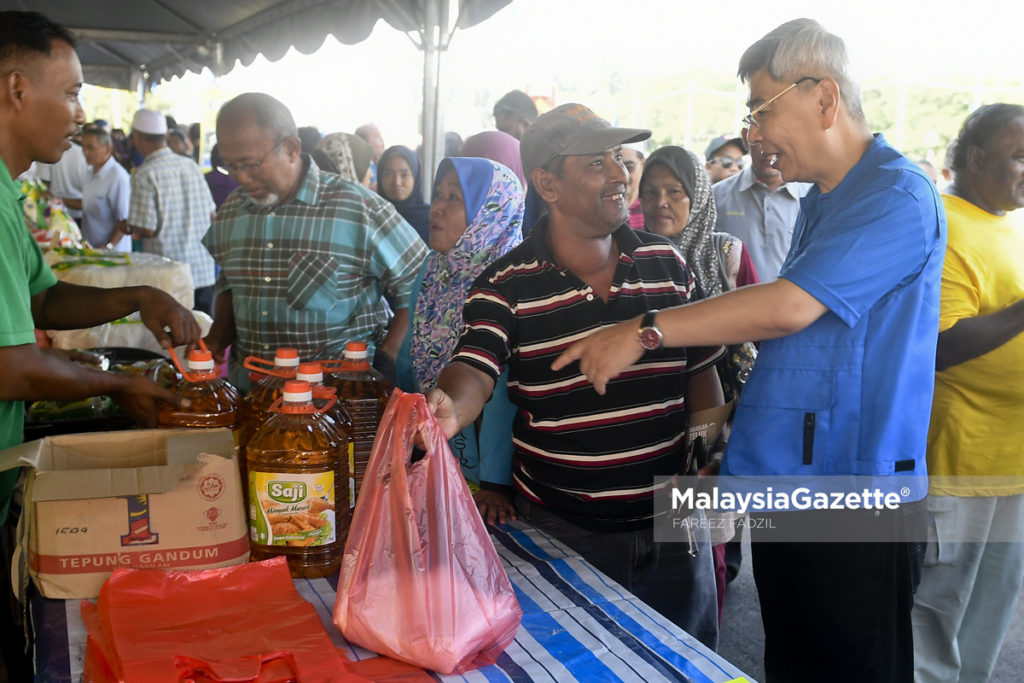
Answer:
[
  {"left": 296, "top": 361, "right": 355, "bottom": 506},
  {"left": 158, "top": 343, "right": 240, "bottom": 429},
  {"left": 324, "top": 342, "right": 391, "bottom": 505},
  {"left": 237, "top": 348, "right": 301, "bottom": 449},
  {"left": 247, "top": 380, "right": 350, "bottom": 578}
]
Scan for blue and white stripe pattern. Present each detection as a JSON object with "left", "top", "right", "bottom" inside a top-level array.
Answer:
[{"left": 36, "top": 521, "right": 754, "bottom": 682}]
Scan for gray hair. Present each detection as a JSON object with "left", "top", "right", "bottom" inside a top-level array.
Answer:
[
  {"left": 738, "top": 18, "right": 864, "bottom": 122},
  {"left": 217, "top": 92, "right": 297, "bottom": 141},
  {"left": 82, "top": 127, "right": 112, "bottom": 147}
]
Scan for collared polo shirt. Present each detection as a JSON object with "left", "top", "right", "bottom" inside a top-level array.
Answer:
[
  {"left": 203, "top": 158, "right": 427, "bottom": 385},
  {"left": 722, "top": 135, "right": 946, "bottom": 501},
  {"left": 712, "top": 165, "right": 810, "bottom": 280},
  {"left": 47, "top": 142, "right": 87, "bottom": 220},
  {"left": 81, "top": 156, "right": 131, "bottom": 251},
  {"left": 452, "top": 217, "right": 723, "bottom": 530},
  {"left": 129, "top": 147, "right": 216, "bottom": 288},
  {"left": 0, "top": 157, "right": 58, "bottom": 517}
]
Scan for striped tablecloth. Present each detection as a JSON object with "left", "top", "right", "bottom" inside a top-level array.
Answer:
[{"left": 32, "top": 521, "right": 755, "bottom": 682}]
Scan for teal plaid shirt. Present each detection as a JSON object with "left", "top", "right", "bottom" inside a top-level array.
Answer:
[{"left": 203, "top": 158, "right": 427, "bottom": 378}]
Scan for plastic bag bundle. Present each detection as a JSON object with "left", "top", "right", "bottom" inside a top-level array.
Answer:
[
  {"left": 82, "top": 557, "right": 353, "bottom": 682},
  {"left": 334, "top": 389, "right": 522, "bottom": 675}
]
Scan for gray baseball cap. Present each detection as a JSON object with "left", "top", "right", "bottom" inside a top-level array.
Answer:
[{"left": 520, "top": 103, "right": 650, "bottom": 176}]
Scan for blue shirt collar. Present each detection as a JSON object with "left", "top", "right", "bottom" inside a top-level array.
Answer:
[{"left": 815, "top": 133, "right": 888, "bottom": 204}]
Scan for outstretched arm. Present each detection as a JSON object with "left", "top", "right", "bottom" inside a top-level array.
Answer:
[
  {"left": 552, "top": 279, "right": 827, "bottom": 394},
  {"left": 31, "top": 282, "right": 200, "bottom": 349},
  {"left": 0, "top": 343, "right": 187, "bottom": 427}
]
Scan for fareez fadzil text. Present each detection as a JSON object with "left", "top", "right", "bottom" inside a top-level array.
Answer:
[{"left": 671, "top": 486, "right": 902, "bottom": 514}]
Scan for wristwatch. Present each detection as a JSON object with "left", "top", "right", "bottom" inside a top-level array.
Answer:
[{"left": 638, "top": 310, "right": 663, "bottom": 351}]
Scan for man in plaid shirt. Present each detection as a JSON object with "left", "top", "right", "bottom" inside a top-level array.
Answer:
[
  {"left": 126, "top": 108, "right": 218, "bottom": 313},
  {"left": 203, "top": 93, "right": 427, "bottom": 390}
]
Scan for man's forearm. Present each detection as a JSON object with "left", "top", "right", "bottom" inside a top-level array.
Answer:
[
  {"left": 686, "top": 365, "right": 726, "bottom": 413},
  {"left": 936, "top": 299, "right": 1024, "bottom": 371},
  {"left": 205, "top": 291, "right": 236, "bottom": 356},
  {"left": 659, "top": 279, "right": 828, "bottom": 348},
  {"left": 0, "top": 343, "right": 136, "bottom": 402},
  {"left": 436, "top": 361, "right": 495, "bottom": 433},
  {"left": 379, "top": 307, "right": 409, "bottom": 359},
  {"left": 127, "top": 224, "right": 157, "bottom": 238},
  {"left": 32, "top": 282, "right": 143, "bottom": 330}
]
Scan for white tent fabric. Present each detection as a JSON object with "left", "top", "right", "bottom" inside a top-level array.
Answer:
[{"left": 4, "top": 0, "right": 511, "bottom": 183}]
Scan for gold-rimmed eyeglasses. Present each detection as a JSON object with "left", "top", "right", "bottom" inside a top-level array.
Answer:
[
  {"left": 742, "top": 77, "right": 821, "bottom": 129},
  {"left": 218, "top": 139, "right": 284, "bottom": 176}
]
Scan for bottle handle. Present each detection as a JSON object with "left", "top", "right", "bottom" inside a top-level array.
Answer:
[
  {"left": 170, "top": 339, "right": 214, "bottom": 383},
  {"left": 317, "top": 359, "right": 346, "bottom": 373},
  {"left": 268, "top": 392, "right": 336, "bottom": 414},
  {"left": 243, "top": 355, "right": 296, "bottom": 378}
]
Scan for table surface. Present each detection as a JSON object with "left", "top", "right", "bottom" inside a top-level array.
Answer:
[{"left": 32, "top": 520, "right": 755, "bottom": 683}]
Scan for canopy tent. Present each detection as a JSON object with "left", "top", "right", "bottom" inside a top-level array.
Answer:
[{"left": 4, "top": 0, "right": 512, "bottom": 189}]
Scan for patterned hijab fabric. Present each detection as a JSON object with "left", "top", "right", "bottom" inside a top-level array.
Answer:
[
  {"left": 313, "top": 132, "right": 373, "bottom": 183},
  {"left": 411, "top": 157, "right": 524, "bottom": 390},
  {"left": 640, "top": 145, "right": 724, "bottom": 297}
]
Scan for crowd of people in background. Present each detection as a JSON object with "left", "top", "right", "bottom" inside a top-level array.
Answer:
[{"left": 7, "top": 8, "right": 1024, "bottom": 683}]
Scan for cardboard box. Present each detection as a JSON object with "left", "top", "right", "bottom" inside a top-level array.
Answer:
[{"left": 0, "top": 429, "right": 249, "bottom": 599}]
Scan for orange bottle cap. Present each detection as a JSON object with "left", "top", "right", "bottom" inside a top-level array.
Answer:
[
  {"left": 343, "top": 341, "right": 369, "bottom": 359},
  {"left": 282, "top": 380, "right": 313, "bottom": 403},
  {"left": 296, "top": 362, "right": 324, "bottom": 383},
  {"left": 274, "top": 348, "right": 300, "bottom": 367}
]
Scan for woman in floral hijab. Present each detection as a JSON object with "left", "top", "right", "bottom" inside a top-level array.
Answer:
[{"left": 396, "top": 157, "right": 523, "bottom": 484}]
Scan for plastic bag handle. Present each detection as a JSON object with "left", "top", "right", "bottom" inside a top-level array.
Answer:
[{"left": 382, "top": 390, "right": 438, "bottom": 552}]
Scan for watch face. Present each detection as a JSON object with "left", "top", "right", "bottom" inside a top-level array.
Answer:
[{"left": 639, "top": 326, "right": 662, "bottom": 351}]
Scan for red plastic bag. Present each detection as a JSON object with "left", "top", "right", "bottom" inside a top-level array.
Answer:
[
  {"left": 82, "top": 557, "right": 357, "bottom": 682},
  {"left": 334, "top": 389, "right": 522, "bottom": 674}
]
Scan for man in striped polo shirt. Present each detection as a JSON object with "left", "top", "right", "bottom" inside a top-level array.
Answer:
[{"left": 427, "top": 103, "right": 725, "bottom": 647}]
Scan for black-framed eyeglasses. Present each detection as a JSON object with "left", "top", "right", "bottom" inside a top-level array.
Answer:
[
  {"left": 708, "top": 157, "right": 745, "bottom": 170},
  {"left": 218, "top": 139, "right": 284, "bottom": 176},
  {"left": 742, "top": 76, "right": 822, "bottom": 129}
]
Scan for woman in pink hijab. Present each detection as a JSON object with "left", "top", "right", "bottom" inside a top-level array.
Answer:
[{"left": 457, "top": 130, "right": 525, "bottom": 188}]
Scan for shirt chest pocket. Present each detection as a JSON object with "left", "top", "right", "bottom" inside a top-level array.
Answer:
[{"left": 287, "top": 253, "right": 339, "bottom": 311}]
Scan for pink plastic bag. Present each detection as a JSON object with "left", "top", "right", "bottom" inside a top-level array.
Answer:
[{"left": 334, "top": 389, "right": 522, "bottom": 674}]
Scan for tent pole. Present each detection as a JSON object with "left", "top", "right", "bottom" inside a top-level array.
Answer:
[{"left": 421, "top": 0, "right": 445, "bottom": 200}]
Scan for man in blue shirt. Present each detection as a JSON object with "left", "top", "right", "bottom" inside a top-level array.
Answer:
[{"left": 555, "top": 19, "right": 945, "bottom": 683}]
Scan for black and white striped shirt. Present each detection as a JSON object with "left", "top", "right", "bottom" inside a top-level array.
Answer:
[{"left": 453, "top": 218, "right": 723, "bottom": 530}]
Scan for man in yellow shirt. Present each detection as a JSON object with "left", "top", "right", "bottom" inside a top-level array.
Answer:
[{"left": 913, "top": 103, "right": 1024, "bottom": 683}]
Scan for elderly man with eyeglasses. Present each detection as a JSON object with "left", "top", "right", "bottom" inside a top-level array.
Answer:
[
  {"left": 202, "top": 93, "right": 427, "bottom": 390},
  {"left": 554, "top": 18, "right": 945, "bottom": 682}
]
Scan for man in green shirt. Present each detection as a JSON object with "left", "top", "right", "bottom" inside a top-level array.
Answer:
[
  {"left": 0, "top": 14, "right": 200, "bottom": 490},
  {"left": 0, "top": 10, "right": 202, "bottom": 676}
]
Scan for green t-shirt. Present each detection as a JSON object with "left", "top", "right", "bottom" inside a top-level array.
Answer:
[{"left": 0, "top": 158, "right": 58, "bottom": 513}]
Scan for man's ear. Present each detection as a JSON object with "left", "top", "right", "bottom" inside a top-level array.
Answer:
[
  {"left": 3, "top": 71, "right": 28, "bottom": 112},
  {"left": 966, "top": 144, "right": 985, "bottom": 175},
  {"left": 281, "top": 135, "right": 302, "bottom": 161},
  {"left": 531, "top": 166, "right": 559, "bottom": 204},
  {"left": 817, "top": 78, "right": 841, "bottom": 130}
]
